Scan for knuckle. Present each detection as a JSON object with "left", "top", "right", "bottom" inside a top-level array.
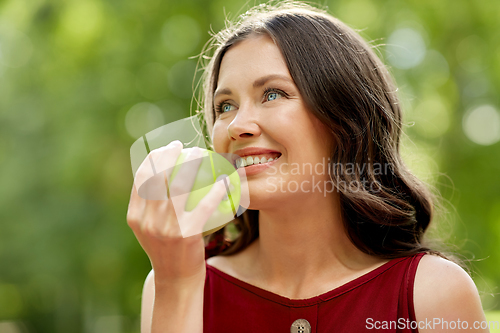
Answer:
[
  {"left": 127, "top": 214, "right": 141, "bottom": 228},
  {"left": 142, "top": 219, "right": 178, "bottom": 240},
  {"left": 142, "top": 223, "right": 160, "bottom": 238}
]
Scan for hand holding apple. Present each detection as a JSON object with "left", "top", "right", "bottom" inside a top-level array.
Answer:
[{"left": 168, "top": 147, "right": 241, "bottom": 236}]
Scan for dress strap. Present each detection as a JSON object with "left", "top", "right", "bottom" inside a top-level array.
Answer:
[{"left": 406, "top": 252, "right": 426, "bottom": 331}]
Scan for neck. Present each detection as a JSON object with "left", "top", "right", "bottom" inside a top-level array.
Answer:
[{"left": 245, "top": 191, "right": 383, "bottom": 295}]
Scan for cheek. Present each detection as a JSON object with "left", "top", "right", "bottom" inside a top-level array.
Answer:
[
  {"left": 281, "top": 117, "right": 332, "bottom": 165},
  {"left": 211, "top": 122, "right": 226, "bottom": 152},
  {"left": 305, "top": 115, "right": 334, "bottom": 152}
]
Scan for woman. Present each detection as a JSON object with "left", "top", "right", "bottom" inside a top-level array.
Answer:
[{"left": 127, "top": 2, "right": 488, "bottom": 332}]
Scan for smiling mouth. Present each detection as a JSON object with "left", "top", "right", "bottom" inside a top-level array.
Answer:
[{"left": 234, "top": 153, "right": 282, "bottom": 169}]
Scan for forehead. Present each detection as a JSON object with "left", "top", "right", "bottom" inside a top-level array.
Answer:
[{"left": 217, "top": 34, "right": 290, "bottom": 85}]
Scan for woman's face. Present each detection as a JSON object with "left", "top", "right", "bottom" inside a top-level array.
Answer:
[{"left": 212, "top": 34, "right": 334, "bottom": 209}]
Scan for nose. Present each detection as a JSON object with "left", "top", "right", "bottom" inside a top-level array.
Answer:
[{"left": 227, "top": 104, "right": 262, "bottom": 141}]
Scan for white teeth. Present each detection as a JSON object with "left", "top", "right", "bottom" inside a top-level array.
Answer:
[
  {"left": 235, "top": 155, "right": 278, "bottom": 168},
  {"left": 237, "top": 158, "right": 246, "bottom": 168}
]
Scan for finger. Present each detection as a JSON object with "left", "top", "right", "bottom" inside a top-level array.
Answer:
[
  {"left": 183, "top": 178, "right": 228, "bottom": 237},
  {"left": 135, "top": 141, "right": 183, "bottom": 200},
  {"left": 127, "top": 183, "right": 146, "bottom": 230},
  {"left": 141, "top": 197, "right": 172, "bottom": 237},
  {"left": 151, "top": 140, "right": 183, "bottom": 183},
  {"left": 134, "top": 140, "right": 183, "bottom": 191},
  {"left": 168, "top": 147, "right": 204, "bottom": 205},
  {"left": 236, "top": 167, "right": 250, "bottom": 211}
]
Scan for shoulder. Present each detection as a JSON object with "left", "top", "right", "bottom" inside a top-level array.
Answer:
[
  {"left": 142, "top": 269, "right": 155, "bottom": 296},
  {"left": 413, "top": 254, "right": 487, "bottom": 332}
]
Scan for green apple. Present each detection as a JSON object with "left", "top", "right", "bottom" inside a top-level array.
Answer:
[{"left": 169, "top": 148, "right": 241, "bottom": 236}]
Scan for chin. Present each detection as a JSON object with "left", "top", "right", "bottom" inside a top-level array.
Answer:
[{"left": 245, "top": 187, "right": 295, "bottom": 212}]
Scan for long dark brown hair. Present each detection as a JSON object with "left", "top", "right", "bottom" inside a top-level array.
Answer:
[{"left": 199, "top": 2, "right": 438, "bottom": 259}]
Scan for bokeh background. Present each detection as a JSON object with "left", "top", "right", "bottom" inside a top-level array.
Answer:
[{"left": 0, "top": 0, "right": 499, "bottom": 332}]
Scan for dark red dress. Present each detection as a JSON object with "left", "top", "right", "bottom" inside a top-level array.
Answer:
[{"left": 204, "top": 253, "right": 424, "bottom": 332}]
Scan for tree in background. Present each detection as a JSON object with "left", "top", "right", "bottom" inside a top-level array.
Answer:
[{"left": 0, "top": 0, "right": 498, "bottom": 331}]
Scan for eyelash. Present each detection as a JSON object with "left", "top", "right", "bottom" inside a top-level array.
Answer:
[
  {"left": 263, "top": 87, "right": 287, "bottom": 102},
  {"left": 214, "top": 87, "right": 288, "bottom": 114}
]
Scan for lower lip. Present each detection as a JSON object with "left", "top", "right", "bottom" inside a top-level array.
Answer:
[{"left": 237, "top": 157, "right": 280, "bottom": 176}]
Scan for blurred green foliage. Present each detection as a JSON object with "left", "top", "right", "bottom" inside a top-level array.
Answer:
[{"left": 0, "top": 0, "right": 499, "bottom": 331}]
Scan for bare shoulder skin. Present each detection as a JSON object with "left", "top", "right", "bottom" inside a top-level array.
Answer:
[{"left": 414, "top": 255, "right": 488, "bottom": 332}]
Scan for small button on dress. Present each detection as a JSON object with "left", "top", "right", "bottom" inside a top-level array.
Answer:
[{"left": 291, "top": 318, "right": 311, "bottom": 333}]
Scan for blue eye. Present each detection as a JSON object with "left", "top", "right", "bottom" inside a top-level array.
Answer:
[
  {"left": 267, "top": 92, "right": 280, "bottom": 101},
  {"left": 217, "top": 102, "right": 236, "bottom": 114},
  {"left": 264, "top": 89, "right": 284, "bottom": 102}
]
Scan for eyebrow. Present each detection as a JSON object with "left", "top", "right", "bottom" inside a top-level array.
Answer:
[{"left": 213, "top": 74, "right": 293, "bottom": 100}]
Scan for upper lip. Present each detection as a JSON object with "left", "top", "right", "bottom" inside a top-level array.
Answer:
[{"left": 230, "top": 147, "right": 282, "bottom": 164}]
